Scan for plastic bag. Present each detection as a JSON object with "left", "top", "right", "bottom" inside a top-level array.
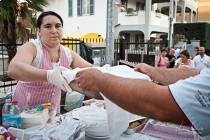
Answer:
[{"left": 103, "top": 95, "right": 140, "bottom": 139}]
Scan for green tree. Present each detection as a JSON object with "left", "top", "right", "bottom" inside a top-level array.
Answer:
[{"left": 0, "top": 0, "right": 48, "bottom": 61}]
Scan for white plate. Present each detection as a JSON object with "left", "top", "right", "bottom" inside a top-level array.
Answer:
[
  {"left": 69, "top": 104, "right": 110, "bottom": 139},
  {"left": 86, "top": 134, "right": 110, "bottom": 139}
]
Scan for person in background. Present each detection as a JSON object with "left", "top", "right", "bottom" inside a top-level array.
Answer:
[
  {"left": 166, "top": 48, "right": 175, "bottom": 68},
  {"left": 193, "top": 47, "right": 210, "bottom": 70},
  {"left": 174, "top": 49, "right": 194, "bottom": 68},
  {"left": 75, "top": 63, "right": 210, "bottom": 138},
  {"left": 174, "top": 46, "right": 181, "bottom": 59},
  {"left": 7, "top": 11, "right": 92, "bottom": 113},
  {"left": 155, "top": 47, "right": 169, "bottom": 68},
  {"left": 192, "top": 46, "right": 199, "bottom": 58}
]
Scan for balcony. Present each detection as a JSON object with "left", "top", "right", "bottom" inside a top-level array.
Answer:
[{"left": 118, "top": 10, "right": 169, "bottom": 28}]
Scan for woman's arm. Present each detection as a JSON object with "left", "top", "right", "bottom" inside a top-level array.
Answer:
[
  {"left": 7, "top": 42, "right": 47, "bottom": 82},
  {"left": 70, "top": 51, "right": 92, "bottom": 68}
]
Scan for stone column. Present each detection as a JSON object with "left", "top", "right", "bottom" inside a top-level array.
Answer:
[
  {"left": 189, "top": 10, "right": 193, "bottom": 23},
  {"left": 144, "top": 0, "right": 152, "bottom": 54},
  {"left": 181, "top": 3, "right": 185, "bottom": 23}
]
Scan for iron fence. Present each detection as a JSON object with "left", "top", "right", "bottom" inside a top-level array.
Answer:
[
  {"left": 0, "top": 38, "right": 167, "bottom": 94},
  {"left": 114, "top": 39, "right": 168, "bottom": 67},
  {"left": 0, "top": 43, "right": 21, "bottom": 94},
  {"left": 61, "top": 38, "right": 81, "bottom": 53},
  {"left": 0, "top": 38, "right": 99, "bottom": 94}
]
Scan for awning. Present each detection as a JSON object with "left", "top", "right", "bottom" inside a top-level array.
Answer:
[
  {"left": 81, "top": 32, "right": 104, "bottom": 43},
  {"left": 63, "top": 32, "right": 104, "bottom": 43}
]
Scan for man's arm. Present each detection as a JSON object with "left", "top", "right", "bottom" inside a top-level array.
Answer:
[
  {"left": 76, "top": 69, "right": 191, "bottom": 125},
  {"left": 134, "top": 63, "right": 199, "bottom": 85}
]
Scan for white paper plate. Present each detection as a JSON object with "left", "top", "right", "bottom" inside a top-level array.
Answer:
[{"left": 69, "top": 104, "right": 110, "bottom": 138}]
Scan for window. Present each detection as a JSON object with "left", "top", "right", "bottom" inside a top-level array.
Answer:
[
  {"left": 90, "top": 0, "right": 94, "bottom": 15},
  {"left": 68, "top": 0, "right": 73, "bottom": 17},
  {"left": 77, "top": 0, "right": 94, "bottom": 16},
  {"left": 136, "top": 1, "right": 144, "bottom": 11}
]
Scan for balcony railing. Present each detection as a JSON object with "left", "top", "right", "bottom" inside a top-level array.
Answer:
[{"left": 118, "top": 10, "right": 169, "bottom": 28}]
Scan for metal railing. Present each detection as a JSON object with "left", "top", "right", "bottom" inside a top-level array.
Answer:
[
  {"left": 0, "top": 38, "right": 167, "bottom": 94},
  {"left": 0, "top": 43, "right": 20, "bottom": 94},
  {"left": 114, "top": 39, "right": 168, "bottom": 67},
  {"left": 0, "top": 38, "right": 100, "bottom": 94}
]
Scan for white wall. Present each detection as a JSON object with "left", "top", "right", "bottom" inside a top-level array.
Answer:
[
  {"left": 118, "top": 11, "right": 145, "bottom": 25},
  {"left": 44, "top": 0, "right": 107, "bottom": 38},
  {"left": 118, "top": 10, "right": 169, "bottom": 29}
]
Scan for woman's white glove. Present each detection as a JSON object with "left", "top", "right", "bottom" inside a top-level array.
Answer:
[
  {"left": 47, "top": 66, "right": 72, "bottom": 92},
  {"left": 62, "top": 67, "right": 82, "bottom": 83}
]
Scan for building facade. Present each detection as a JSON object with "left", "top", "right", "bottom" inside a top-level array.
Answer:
[
  {"left": 43, "top": 0, "right": 198, "bottom": 42},
  {"left": 44, "top": 0, "right": 107, "bottom": 39},
  {"left": 197, "top": 0, "right": 210, "bottom": 22},
  {"left": 116, "top": 0, "right": 198, "bottom": 43}
]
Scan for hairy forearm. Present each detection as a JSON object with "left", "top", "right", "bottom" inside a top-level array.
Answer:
[
  {"left": 8, "top": 62, "right": 47, "bottom": 82},
  {"left": 96, "top": 73, "right": 190, "bottom": 125},
  {"left": 149, "top": 67, "right": 200, "bottom": 85},
  {"left": 97, "top": 74, "right": 159, "bottom": 115}
]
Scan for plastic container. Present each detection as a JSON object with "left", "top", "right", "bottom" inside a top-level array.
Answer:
[
  {"left": 0, "top": 93, "right": 13, "bottom": 124},
  {"left": 2, "top": 99, "right": 12, "bottom": 128},
  {"left": 9, "top": 100, "right": 22, "bottom": 128}
]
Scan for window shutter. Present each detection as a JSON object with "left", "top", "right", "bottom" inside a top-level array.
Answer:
[
  {"left": 68, "top": 0, "right": 73, "bottom": 16},
  {"left": 90, "top": 0, "right": 94, "bottom": 15},
  {"left": 77, "top": 0, "right": 82, "bottom": 16}
]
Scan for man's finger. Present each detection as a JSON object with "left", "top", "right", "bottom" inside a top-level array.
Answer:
[
  {"left": 76, "top": 69, "right": 83, "bottom": 77},
  {"left": 75, "top": 72, "right": 81, "bottom": 77}
]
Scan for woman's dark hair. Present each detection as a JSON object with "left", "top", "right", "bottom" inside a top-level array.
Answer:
[
  {"left": 160, "top": 47, "right": 167, "bottom": 52},
  {"left": 180, "top": 49, "right": 190, "bottom": 59},
  {"left": 36, "top": 11, "right": 63, "bottom": 28}
]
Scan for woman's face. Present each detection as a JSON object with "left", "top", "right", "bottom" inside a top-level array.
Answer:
[
  {"left": 161, "top": 51, "right": 167, "bottom": 57},
  {"left": 180, "top": 54, "right": 188, "bottom": 62},
  {"left": 38, "top": 15, "right": 63, "bottom": 47}
]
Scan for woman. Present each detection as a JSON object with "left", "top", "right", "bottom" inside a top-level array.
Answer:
[
  {"left": 174, "top": 49, "right": 194, "bottom": 68},
  {"left": 155, "top": 48, "right": 169, "bottom": 68},
  {"left": 8, "top": 11, "right": 92, "bottom": 113}
]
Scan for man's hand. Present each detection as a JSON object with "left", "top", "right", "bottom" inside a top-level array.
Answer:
[
  {"left": 47, "top": 67, "right": 72, "bottom": 92},
  {"left": 134, "top": 63, "right": 153, "bottom": 76},
  {"left": 75, "top": 68, "right": 103, "bottom": 94}
]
